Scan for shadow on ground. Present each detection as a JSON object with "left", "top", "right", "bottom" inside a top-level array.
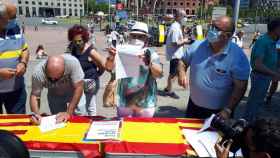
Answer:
[{"left": 154, "top": 106, "right": 185, "bottom": 118}]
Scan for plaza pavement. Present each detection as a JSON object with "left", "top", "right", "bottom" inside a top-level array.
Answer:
[{"left": 21, "top": 25, "right": 280, "bottom": 120}]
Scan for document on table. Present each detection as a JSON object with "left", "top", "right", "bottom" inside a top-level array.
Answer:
[
  {"left": 39, "top": 115, "right": 67, "bottom": 133},
  {"left": 182, "top": 129, "right": 242, "bottom": 157},
  {"left": 199, "top": 114, "right": 215, "bottom": 133},
  {"left": 85, "top": 121, "right": 121, "bottom": 141},
  {"left": 115, "top": 44, "right": 144, "bottom": 80}
]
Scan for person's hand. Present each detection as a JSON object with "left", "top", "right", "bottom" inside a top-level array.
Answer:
[
  {"left": 183, "top": 38, "right": 190, "bottom": 44},
  {"left": 108, "top": 47, "right": 117, "bottom": 57},
  {"left": 30, "top": 113, "right": 42, "bottom": 125},
  {"left": 56, "top": 112, "right": 70, "bottom": 123},
  {"left": 214, "top": 139, "right": 233, "bottom": 158},
  {"left": 178, "top": 71, "right": 188, "bottom": 88},
  {"left": 0, "top": 68, "right": 16, "bottom": 79},
  {"left": 218, "top": 109, "right": 231, "bottom": 120},
  {"left": 16, "top": 63, "right": 26, "bottom": 77},
  {"left": 138, "top": 52, "right": 150, "bottom": 66}
]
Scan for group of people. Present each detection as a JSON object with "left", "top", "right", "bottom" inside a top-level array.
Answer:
[{"left": 0, "top": 2, "right": 280, "bottom": 157}]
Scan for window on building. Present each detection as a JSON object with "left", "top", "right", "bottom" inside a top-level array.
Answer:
[
  {"left": 57, "top": 3, "right": 60, "bottom": 6},
  {"left": 193, "top": 3, "right": 195, "bottom": 6},
  {"left": 32, "top": 1, "right": 35, "bottom": 5},
  {"left": 80, "top": 9, "right": 83, "bottom": 16},
  {"left": 192, "top": 10, "right": 195, "bottom": 14},
  {"left": 186, "top": 2, "right": 189, "bottom": 7},
  {"left": 63, "top": 8, "right": 66, "bottom": 15},
  {"left": 80, "top": 4, "right": 83, "bottom": 7},
  {"left": 38, "top": 2, "right": 42, "bottom": 5},
  {"left": 180, "top": 2, "right": 183, "bottom": 6},
  {"left": 18, "top": 0, "right": 22, "bottom": 4},
  {"left": 32, "top": 7, "right": 36, "bottom": 16},
  {"left": 19, "top": 6, "right": 23, "bottom": 15},
  {"left": 186, "top": 9, "right": 189, "bottom": 15},
  {"left": 174, "top": 2, "right": 177, "bottom": 6},
  {"left": 25, "top": 7, "right": 30, "bottom": 17},
  {"left": 69, "top": 3, "right": 72, "bottom": 7},
  {"left": 25, "top": 1, "right": 29, "bottom": 4},
  {"left": 198, "top": 3, "right": 201, "bottom": 6},
  {"left": 51, "top": 2, "right": 54, "bottom": 6},
  {"left": 69, "top": 9, "right": 72, "bottom": 16},
  {"left": 74, "top": 4, "right": 77, "bottom": 7},
  {"left": 74, "top": 9, "right": 77, "bottom": 16},
  {"left": 63, "top": 3, "right": 66, "bottom": 6},
  {"left": 167, "top": 2, "right": 170, "bottom": 6},
  {"left": 45, "top": 2, "right": 48, "bottom": 6}
]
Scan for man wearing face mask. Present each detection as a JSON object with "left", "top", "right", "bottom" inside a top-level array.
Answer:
[
  {"left": 30, "top": 55, "right": 86, "bottom": 124},
  {"left": 0, "top": 2, "right": 29, "bottom": 114},
  {"left": 5, "top": 2, "right": 21, "bottom": 36},
  {"left": 177, "top": 16, "right": 250, "bottom": 119},
  {"left": 105, "top": 22, "right": 163, "bottom": 117},
  {"left": 163, "top": 9, "right": 190, "bottom": 99},
  {"left": 245, "top": 18, "right": 280, "bottom": 122}
]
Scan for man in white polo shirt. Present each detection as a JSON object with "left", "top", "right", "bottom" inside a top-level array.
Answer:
[{"left": 163, "top": 9, "right": 189, "bottom": 99}]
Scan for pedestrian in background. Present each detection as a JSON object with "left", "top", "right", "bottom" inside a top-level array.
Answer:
[
  {"left": 245, "top": 18, "right": 280, "bottom": 122},
  {"left": 163, "top": 9, "right": 189, "bottom": 99}
]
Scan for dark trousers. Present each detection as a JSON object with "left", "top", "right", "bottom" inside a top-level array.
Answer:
[
  {"left": 0, "top": 88, "right": 26, "bottom": 114},
  {"left": 185, "top": 98, "right": 220, "bottom": 119}
]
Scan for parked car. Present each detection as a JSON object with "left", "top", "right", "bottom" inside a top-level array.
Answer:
[{"left": 41, "top": 18, "right": 58, "bottom": 25}]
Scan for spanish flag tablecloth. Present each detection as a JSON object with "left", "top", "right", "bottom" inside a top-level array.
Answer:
[
  {"left": 0, "top": 115, "right": 204, "bottom": 158},
  {"left": 0, "top": 115, "right": 101, "bottom": 158}
]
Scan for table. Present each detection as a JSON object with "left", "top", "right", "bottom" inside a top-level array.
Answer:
[{"left": 0, "top": 115, "right": 203, "bottom": 158}]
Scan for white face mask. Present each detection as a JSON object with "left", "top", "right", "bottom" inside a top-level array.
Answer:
[
  {"left": 180, "top": 17, "right": 188, "bottom": 26},
  {"left": 129, "top": 39, "right": 145, "bottom": 48}
]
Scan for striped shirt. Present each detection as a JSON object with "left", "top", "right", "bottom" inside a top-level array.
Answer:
[{"left": 0, "top": 29, "right": 28, "bottom": 93}]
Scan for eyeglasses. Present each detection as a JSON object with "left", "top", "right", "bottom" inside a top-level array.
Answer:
[
  {"left": 130, "top": 34, "right": 147, "bottom": 40},
  {"left": 210, "top": 24, "right": 232, "bottom": 34}
]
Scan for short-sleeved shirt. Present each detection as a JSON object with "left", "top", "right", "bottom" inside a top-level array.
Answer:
[
  {"left": 0, "top": 26, "right": 28, "bottom": 93},
  {"left": 117, "top": 48, "right": 162, "bottom": 108},
  {"left": 165, "top": 21, "right": 184, "bottom": 61},
  {"left": 182, "top": 40, "right": 250, "bottom": 110},
  {"left": 31, "top": 54, "right": 85, "bottom": 97},
  {"left": 250, "top": 34, "right": 278, "bottom": 71}
]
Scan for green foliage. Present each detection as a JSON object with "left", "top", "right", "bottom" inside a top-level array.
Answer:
[{"left": 85, "top": 0, "right": 113, "bottom": 14}]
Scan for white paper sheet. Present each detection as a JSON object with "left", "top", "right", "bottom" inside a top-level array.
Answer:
[
  {"left": 199, "top": 114, "right": 216, "bottom": 133},
  {"left": 182, "top": 129, "right": 243, "bottom": 157},
  {"left": 115, "top": 44, "right": 144, "bottom": 80},
  {"left": 86, "top": 121, "right": 121, "bottom": 140},
  {"left": 39, "top": 115, "right": 66, "bottom": 133}
]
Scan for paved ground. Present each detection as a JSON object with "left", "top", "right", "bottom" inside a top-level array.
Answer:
[{"left": 20, "top": 25, "right": 280, "bottom": 120}]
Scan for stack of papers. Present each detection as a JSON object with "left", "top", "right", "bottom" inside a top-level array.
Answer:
[
  {"left": 182, "top": 114, "right": 242, "bottom": 157},
  {"left": 115, "top": 44, "right": 144, "bottom": 80},
  {"left": 85, "top": 121, "right": 121, "bottom": 141},
  {"left": 39, "top": 115, "right": 67, "bottom": 133}
]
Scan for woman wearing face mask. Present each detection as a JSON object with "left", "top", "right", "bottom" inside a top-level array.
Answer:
[
  {"left": 105, "top": 22, "right": 163, "bottom": 118},
  {"left": 67, "top": 25, "right": 105, "bottom": 116}
]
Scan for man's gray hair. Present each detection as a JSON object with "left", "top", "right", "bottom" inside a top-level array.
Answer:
[{"left": 0, "top": 1, "right": 7, "bottom": 17}]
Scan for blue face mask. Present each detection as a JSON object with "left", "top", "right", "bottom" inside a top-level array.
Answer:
[
  {"left": 6, "top": 19, "right": 17, "bottom": 29},
  {"left": 206, "top": 28, "right": 221, "bottom": 43}
]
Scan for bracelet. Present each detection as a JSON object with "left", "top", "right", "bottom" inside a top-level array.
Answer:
[
  {"left": 19, "top": 61, "right": 27, "bottom": 68},
  {"left": 223, "top": 108, "right": 232, "bottom": 115}
]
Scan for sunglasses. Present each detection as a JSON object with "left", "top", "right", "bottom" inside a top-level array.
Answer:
[
  {"left": 210, "top": 24, "right": 232, "bottom": 34},
  {"left": 130, "top": 34, "right": 147, "bottom": 40}
]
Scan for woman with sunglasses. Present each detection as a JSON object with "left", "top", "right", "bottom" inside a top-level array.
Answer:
[{"left": 67, "top": 25, "right": 105, "bottom": 116}]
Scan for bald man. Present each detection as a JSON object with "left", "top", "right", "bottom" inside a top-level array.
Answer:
[
  {"left": 177, "top": 16, "right": 250, "bottom": 119},
  {"left": 5, "top": 2, "right": 21, "bottom": 35},
  {"left": 30, "top": 54, "right": 85, "bottom": 123}
]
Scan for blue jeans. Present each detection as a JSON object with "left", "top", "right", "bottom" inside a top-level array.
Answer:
[
  {"left": 0, "top": 88, "right": 27, "bottom": 114},
  {"left": 245, "top": 72, "right": 271, "bottom": 122}
]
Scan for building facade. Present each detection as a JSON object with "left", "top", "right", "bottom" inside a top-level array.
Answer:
[
  {"left": 15, "top": 0, "right": 84, "bottom": 17},
  {"left": 124, "top": 0, "right": 219, "bottom": 15}
]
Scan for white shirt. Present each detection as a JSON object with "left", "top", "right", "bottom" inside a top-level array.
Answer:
[
  {"left": 165, "top": 21, "right": 184, "bottom": 61},
  {"left": 232, "top": 35, "right": 243, "bottom": 48}
]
